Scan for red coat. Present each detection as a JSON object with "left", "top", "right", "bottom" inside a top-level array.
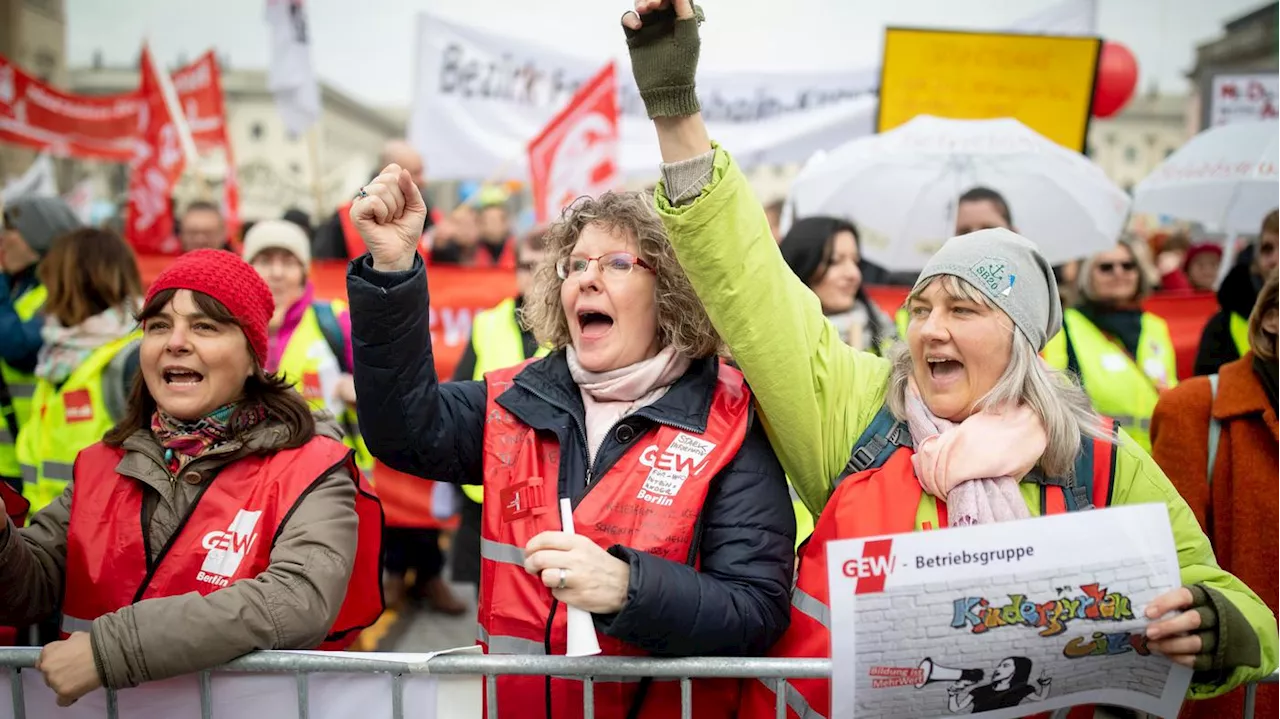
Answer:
[
  {"left": 1152, "top": 353, "right": 1278, "bottom": 718},
  {"left": 62, "top": 438, "right": 384, "bottom": 650}
]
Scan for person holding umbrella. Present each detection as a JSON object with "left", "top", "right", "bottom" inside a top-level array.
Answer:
[{"left": 618, "top": 2, "right": 1277, "bottom": 717}]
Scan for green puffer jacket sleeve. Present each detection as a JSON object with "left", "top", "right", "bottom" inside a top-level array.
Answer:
[
  {"left": 1110, "top": 434, "right": 1278, "bottom": 697},
  {"left": 655, "top": 144, "right": 891, "bottom": 517},
  {"left": 656, "top": 144, "right": 1277, "bottom": 695}
]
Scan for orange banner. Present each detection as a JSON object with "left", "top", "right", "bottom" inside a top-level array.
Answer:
[
  {"left": 140, "top": 257, "right": 517, "bottom": 380},
  {"left": 140, "top": 255, "right": 1219, "bottom": 383}
]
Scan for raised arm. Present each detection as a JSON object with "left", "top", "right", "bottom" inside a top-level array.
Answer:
[
  {"left": 345, "top": 165, "right": 488, "bottom": 484},
  {"left": 622, "top": 0, "right": 890, "bottom": 514}
]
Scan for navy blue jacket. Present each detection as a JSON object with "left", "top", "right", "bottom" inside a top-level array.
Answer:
[{"left": 347, "top": 255, "right": 794, "bottom": 656}]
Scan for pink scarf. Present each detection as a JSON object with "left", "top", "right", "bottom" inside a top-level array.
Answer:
[
  {"left": 566, "top": 346, "right": 691, "bottom": 466},
  {"left": 903, "top": 378, "right": 1046, "bottom": 526}
]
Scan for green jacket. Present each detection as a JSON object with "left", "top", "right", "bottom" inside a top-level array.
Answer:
[{"left": 655, "top": 145, "right": 1277, "bottom": 698}]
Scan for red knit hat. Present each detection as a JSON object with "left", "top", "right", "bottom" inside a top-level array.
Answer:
[{"left": 145, "top": 249, "right": 275, "bottom": 363}]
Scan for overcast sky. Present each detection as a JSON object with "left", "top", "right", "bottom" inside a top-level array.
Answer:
[{"left": 66, "top": 0, "right": 1266, "bottom": 108}]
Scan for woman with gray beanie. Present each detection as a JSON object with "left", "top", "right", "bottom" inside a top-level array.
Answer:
[
  {"left": 1, "top": 197, "right": 83, "bottom": 490},
  {"left": 619, "top": 1, "right": 1277, "bottom": 716}
]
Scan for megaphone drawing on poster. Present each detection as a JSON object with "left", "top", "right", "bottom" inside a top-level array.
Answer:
[{"left": 914, "top": 657, "right": 984, "bottom": 688}]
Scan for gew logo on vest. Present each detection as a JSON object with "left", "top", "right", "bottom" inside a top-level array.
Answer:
[
  {"left": 198, "top": 509, "right": 263, "bottom": 588},
  {"left": 636, "top": 433, "right": 717, "bottom": 507}
]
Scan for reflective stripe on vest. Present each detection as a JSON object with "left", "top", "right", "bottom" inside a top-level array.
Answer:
[
  {"left": 477, "top": 624, "right": 547, "bottom": 655},
  {"left": 739, "top": 439, "right": 1116, "bottom": 719},
  {"left": 464, "top": 300, "right": 549, "bottom": 505},
  {"left": 1052, "top": 309, "right": 1176, "bottom": 451},
  {"left": 1229, "top": 312, "right": 1250, "bottom": 357},
  {"left": 17, "top": 332, "right": 139, "bottom": 514},
  {"left": 0, "top": 284, "right": 48, "bottom": 478},
  {"left": 60, "top": 614, "right": 94, "bottom": 635},
  {"left": 477, "top": 358, "right": 749, "bottom": 719},
  {"left": 62, "top": 439, "right": 383, "bottom": 649}
]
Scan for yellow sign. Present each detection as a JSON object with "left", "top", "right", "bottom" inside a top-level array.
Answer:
[{"left": 877, "top": 28, "right": 1101, "bottom": 151}]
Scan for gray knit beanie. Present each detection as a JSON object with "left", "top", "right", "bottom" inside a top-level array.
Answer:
[
  {"left": 3, "top": 196, "right": 83, "bottom": 257},
  {"left": 913, "top": 228, "right": 1062, "bottom": 350}
]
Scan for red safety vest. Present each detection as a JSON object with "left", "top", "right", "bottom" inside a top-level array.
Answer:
[
  {"left": 338, "top": 201, "right": 443, "bottom": 262},
  {"left": 477, "top": 359, "right": 750, "bottom": 719},
  {"left": 738, "top": 427, "right": 1117, "bottom": 719},
  {"left": 61, "top": 437, "right": 384, "bottom": 650},
  {"left": 0, "top": 482, "right": 28, "bottom": 647}
]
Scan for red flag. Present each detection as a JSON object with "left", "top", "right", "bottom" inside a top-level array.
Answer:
[
  {"left": 0, "top": 52, "right": 142, "bottom": 161},
  {"left": 527, "top": 62, "right": 619, "bottom": 224},
  {"left": 124, "top": 47, "right": 186, "bottom": 255},
  {"left": 172, "top": 51, "right": 241, "bottom": 245}
]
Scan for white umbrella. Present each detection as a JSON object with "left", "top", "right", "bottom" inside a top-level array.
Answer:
[
  {"left": 785, "top": 115, "right": 1131, "bottom": 272},
  {"left": 1132, "top": 119, "right": 1279, "bottom": 235}
]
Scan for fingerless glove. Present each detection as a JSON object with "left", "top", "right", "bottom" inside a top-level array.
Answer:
[{"left": 624, "top": 4, "right": 705, "bottom": 119}]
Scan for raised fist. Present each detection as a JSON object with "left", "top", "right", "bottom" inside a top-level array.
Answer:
[
  {"left": 622, "top": 0, "right": 696, "bottom": 28},
  {"left": 348, "top": 163, "right": 426, "bottom": 272},
  {"left": 621, "top": 0, "right": 704, "bottom": 119}
]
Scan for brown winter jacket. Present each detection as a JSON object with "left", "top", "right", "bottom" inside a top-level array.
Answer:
[
  {"left": 0, "top": 414, "right": 358, "bottom": 690},
  {"left": 1151, "top": 353, "right": 1278, "bottom": 718}
]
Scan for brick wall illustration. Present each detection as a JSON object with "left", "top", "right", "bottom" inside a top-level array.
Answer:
[{"left": 850, "top": 559, "right": 1176, "bottom": 718}]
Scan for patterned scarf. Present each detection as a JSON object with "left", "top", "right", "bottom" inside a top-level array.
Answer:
[
  {"left": 35, "top": 303, "right": 139, "bottom": 384},
  {"left": 151, "top": 402, "right": 268, "bottom": 472}
]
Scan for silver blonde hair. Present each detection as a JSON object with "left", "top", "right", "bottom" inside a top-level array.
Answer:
[{"left": 887, "top": 275, "right": 1111, "bottom": 479}]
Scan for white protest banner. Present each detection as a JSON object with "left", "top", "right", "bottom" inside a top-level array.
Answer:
[
  {"left": 409, "top": 0, "right": 1095, "bottom": 180},
  {"left": 528, "top": 62, "right": 619, "bottom": 224},
  {"left": 826, "top": 504, "right": 1192, "bottom": 719},
  {"left": 0, "top": 648, "right": 481, "bottom": 719},
  {"left": 1208, "top": 74, "right": 1279, "bottom": 128},
  {"left": 411, "top": 10, "right": 877, "bottom": 180}
]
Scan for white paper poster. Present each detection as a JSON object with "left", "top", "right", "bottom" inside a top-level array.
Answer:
[
  {"left": 825, "top": 504, "right": 1192, "bottom": 719},
  {"left": 0, "top": 648, "right": 481, "bottom": 719},
  {"left": 1208, "top": 74, "right": 1279, "bottom": 127}
]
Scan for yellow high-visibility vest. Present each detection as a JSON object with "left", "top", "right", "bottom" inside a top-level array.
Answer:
[{"left": 0, "top": 283, "right": 47, "bottom": 479}]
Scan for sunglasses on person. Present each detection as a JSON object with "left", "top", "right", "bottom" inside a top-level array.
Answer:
[
  {"left": 556, "top": 252, "right": 655, "bottom": 280},
  {"left": 1096, "top": 260, "right": 1137, "bottom": 274}
]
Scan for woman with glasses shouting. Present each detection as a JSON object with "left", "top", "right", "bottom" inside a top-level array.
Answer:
[
  {"left": 344, "top": 172, "right": 795, "bottom": 719},
  {"left": 1042, "top": 238, "right": 1178, "bottom": 450}
]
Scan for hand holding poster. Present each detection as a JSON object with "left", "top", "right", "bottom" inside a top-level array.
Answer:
[
  {"left": 826, "top": 504, "right": 1192, "bottom": 718},
  {"left": 528, "top": 62, "right": 620, "bottom": 224}
]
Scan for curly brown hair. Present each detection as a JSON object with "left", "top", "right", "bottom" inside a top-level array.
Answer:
[{"left": 520, "top": 192, "right": 722, "bottom": 359}]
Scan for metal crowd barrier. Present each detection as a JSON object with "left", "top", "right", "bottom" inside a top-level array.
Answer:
[{"left": 0, "top": 649, "right": 1275, "bottom": 719}]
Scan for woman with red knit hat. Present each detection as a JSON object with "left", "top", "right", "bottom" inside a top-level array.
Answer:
[{"left": 0, "top": 248, "right": 383, "bottom": 707}]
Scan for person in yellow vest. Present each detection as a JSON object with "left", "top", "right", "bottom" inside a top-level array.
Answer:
[
  {"left": 0, "top": 197, "right": 83, "bottom": 495},
  {"left": 1042, "top": 239, "right": 1177, "bottom": 452},
  {"left": 1195, "top": 209, "right": 1279, "bottom": 375},
  {"left": 16, "top": 228, "right": 142, "bottom": 519},
  {"left": 241, "top": 220, "right": 373, "bottom": 475},
  {"left": 449, "top": 227, "right": 551, "bottom": 593}
]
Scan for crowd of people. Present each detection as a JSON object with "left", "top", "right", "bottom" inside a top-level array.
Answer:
[{"left": 0, "top": 1, "right": 1276, "bottom": 717}]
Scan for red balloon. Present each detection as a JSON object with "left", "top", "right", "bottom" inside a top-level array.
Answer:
[{"left": 1092, "top": 41, "right": 1139, "bottom": 119}]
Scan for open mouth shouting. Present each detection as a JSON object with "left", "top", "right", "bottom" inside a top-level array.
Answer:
[
  {"left": 925, "top": 354, "right": 965, "bottom": 387},
  {"left": 162, "top": 365, "right": 206, "bottom": 389},
  {"left": 577, "top": 308, "right": 615, "bottom": 341}
]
